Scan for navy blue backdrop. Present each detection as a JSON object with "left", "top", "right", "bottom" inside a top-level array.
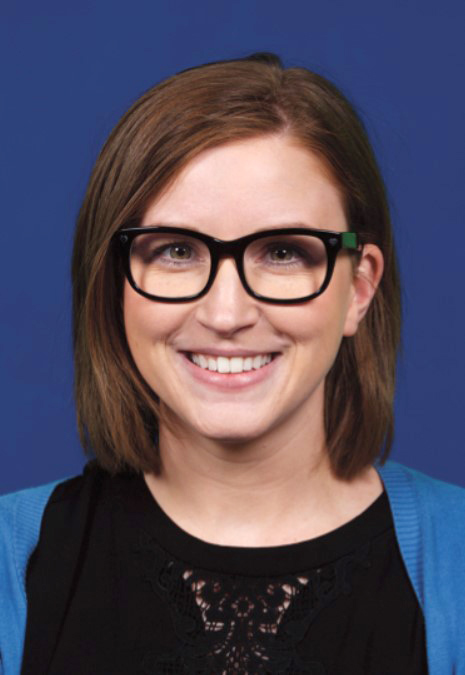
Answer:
[{"left": 1, "top": 0, "right": 464, "bottom": 493}]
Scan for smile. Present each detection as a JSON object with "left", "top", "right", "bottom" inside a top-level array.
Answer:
[{"left": 187, "top": 353, "right": 275, "bottom": 374}]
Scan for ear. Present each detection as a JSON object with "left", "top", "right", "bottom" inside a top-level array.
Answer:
[{"left": 343, "top": 244, "right": 384, "bottom": 337}]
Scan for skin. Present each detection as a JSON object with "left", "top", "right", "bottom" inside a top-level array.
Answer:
[{"left": 124, "top": 134, "right": 385, "bottom": 546}]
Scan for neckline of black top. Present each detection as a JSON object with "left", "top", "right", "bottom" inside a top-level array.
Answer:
[{"left": 115, "top": 469, "right": 393, "bottom": 577}]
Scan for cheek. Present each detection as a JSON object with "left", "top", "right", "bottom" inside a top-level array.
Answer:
[
  {"left": 269, "top": 296, "right": 349, "bottom": 344},
  {"left": 268, "top": 290, "right": 352, "bottom": 375},
  {"left": 124, "top": 284, "right": 152, "bottom": 353},
  {"left": 123, "top": 282, "right": 181, "bottom": 357}
]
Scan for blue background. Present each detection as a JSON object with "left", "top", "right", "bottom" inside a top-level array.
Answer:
[{"left": 1, "top": 0, "right": 464, "bottom": 493}]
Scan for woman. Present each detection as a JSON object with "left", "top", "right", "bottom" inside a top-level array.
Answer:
[{"left": 1, "top": 52, "right": 464, "bottom": 674}]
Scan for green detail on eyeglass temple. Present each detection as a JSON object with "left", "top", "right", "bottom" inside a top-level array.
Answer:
[{"left": 342, "top": 232, "right": 358, "bottom": 249}]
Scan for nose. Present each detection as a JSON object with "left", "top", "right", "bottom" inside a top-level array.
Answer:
[{"left": 194, "top": 258, "right": 261, "bottom": 336}]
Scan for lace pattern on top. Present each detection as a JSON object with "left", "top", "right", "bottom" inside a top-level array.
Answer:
[{"left": 136, "top": 531, "right": 371, "bottom": 674}]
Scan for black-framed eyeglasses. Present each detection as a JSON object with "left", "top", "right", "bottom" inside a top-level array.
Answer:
[{"left": 113, "top": 226, "right": 362, "bottom": 304}]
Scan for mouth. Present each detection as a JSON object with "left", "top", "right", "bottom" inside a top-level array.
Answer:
[{"left": 184, "top": 352, "right": 280, "bottom": 374}]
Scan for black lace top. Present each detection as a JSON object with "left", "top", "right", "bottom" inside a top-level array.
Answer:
[{"left": 22, "top": 463, "right": 428, "bottom": 674}]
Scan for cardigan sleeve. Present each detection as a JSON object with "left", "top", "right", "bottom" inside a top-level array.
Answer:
[{"left": 0, "top": 481, "right": 62, "bottom": 675}]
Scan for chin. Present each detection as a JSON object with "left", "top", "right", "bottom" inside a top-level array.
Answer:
[
  {"left": 197, "top": 424, "right": 265, "bottom": 444},
  {"left": 189, "top": 413, "right": 272, "bottom": 445}
]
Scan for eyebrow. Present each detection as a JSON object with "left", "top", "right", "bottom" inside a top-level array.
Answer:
[{"left": 141, "top": 221, "right": 318, "bottom": 232}]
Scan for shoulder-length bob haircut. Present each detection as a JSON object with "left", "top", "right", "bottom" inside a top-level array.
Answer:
[{"left": 72, "top": 52, "right": 401, "bottom": 480}]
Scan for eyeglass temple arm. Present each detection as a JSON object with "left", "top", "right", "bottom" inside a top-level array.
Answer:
[{"left": 341, "top": 232, "right": 360, "bottom": 250}]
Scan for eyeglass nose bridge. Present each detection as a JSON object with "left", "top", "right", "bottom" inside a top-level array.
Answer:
[{"left": 202, "top": 237, "right": 253, "bottom": 299}]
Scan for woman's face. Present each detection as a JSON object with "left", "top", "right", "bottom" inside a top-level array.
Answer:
[{"left": 124, "top": 135, "right": 379, "bottom": 447}]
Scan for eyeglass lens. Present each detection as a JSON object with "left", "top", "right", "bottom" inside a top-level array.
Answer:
[{"left": 129, "top": 231, "right": 328, "bottom": 300}]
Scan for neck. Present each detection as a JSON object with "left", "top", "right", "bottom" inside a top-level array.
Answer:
[{"left": 144, "top": 406, "right": 383, "bottom": 546}]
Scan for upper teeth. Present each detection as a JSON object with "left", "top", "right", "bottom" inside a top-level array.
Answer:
[{"left": 190, "top": 353, "right": 273, "bottom": 373}]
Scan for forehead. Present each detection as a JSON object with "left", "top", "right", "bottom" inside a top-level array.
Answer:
[{"left": 141, "top": 134, "right": 347, "bottom": 237}]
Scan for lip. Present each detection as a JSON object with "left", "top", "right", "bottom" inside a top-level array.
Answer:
[
  {"left": 179, "top": 348, "right": 280, "bottom": 358},
  {"left": 177, "top": 351, "right": 282, "bottom": 390}
]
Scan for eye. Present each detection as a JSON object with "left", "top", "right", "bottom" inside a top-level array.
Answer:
[
  {"left": 140, "top": 239, "right": 199, "bottom": 265},
  {"left": 262, "top": 241, "right": 317, "bottom": 267},
  {"left": 164, "top": 244, "right": 193, "bottom": 260},
  {"left": 267, "top": 246, "right": 300, "bottom": 263}
]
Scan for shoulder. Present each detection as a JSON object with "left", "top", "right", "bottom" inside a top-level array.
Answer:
[
  {"left": 378, "top": 460, "right": 465, "bottom": 562},
  {"left": 0, "top": 480, "right": 63, "bottom": 591},
  {"left": 0, "top": 470, "right": 93, "bottom": 558},
  {"left": 378, "top": 460, "right": 465, "bottom": 523},
  {"left": 378, "top": 461, "right": 465, "bottom": 616},
  {"left": 0, "top": 462, "right": 109, "bottom": 571}
]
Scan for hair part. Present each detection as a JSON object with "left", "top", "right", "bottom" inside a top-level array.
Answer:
[{"left": 72, "top": 52, "right": 401, "bottom": 480}]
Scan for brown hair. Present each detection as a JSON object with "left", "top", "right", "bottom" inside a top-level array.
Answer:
[{"left": 72, "top": 52, "right": 401, "bottom": 480}]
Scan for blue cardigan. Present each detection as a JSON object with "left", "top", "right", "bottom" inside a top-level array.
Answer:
[{"left": 1, "top": 461, "right": 465, "bottom": 674}]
